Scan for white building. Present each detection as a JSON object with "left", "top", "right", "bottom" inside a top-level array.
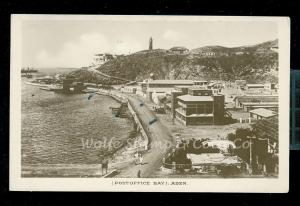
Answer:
[
  {"left": 249, "top": 108, "right": 278, "bottom": 120},
  {"left": 92, "top": 53, "right": 115, "bottom": 66}
]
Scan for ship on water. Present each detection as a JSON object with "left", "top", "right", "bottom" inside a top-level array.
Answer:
[
  {"left": 21, "top": 67, "right": 38, "bottom": 73},
  {"left": 21, "top": 67, "right": 38, "bottom": 78}
]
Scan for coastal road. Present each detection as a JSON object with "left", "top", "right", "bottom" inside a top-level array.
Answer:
[
  {"left": 87, "top": 67, "right": 131, "bottom": 82},
  {"left": 115, "top": 94, "right": 175, "bottom": 178}
]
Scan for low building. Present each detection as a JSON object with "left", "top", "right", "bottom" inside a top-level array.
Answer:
[
  {"left": 92, "top": 53, "right": 115, "bottom": 66},
  {"left": 187, "top": 153, "right": 242, "bottom": 174},
  {"left": 264, "top": 83, "right": 277, "bottom": 90},
  {"left": 235, "top": 51, "right": 244, "bottom": 55},
  {"left": 207, "top": 82, "right": 223, "bottom": 94},
  {"left": 246, "top": 84, "right": 265, "bottom": 90},
  {"left": 62, "top": 79, "right": 86, "bottom": 93},
  {"left": 147, "top": 80, "right": 195, "bottom": 89},
  {"left": 249, "top": 108, "right": 278, "bottom": 120},
  {"left": 120, "top": 86, "right": 138, "bottom": 94},
  {"left": 169, "top": 47, "right": 189, "bottom": 54},
  {"left": 233, "top": 95, "right": 278, "bottom": 112},
  {"left": 193, "top": 80, "right": 208, "bottom": 87},
  {"left": 174, "top": 87, "right": 225, "bottom": 125},
  {"left": 235, "top": 80, "right": 247, "bottom": 89},
  {"left": 146, "top": 80, "right": 195, "bottom": 102},
  {"left": 84, "top": 83, "right": 98, "bottom": 88},
  {"left": 198, "top": 51, "right": 216, "bottom": 57}
]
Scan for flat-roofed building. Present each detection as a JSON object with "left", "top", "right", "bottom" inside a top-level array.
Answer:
[
  {"left": 235, "top": 80, "right": 247, "bottom": 89},
  {"left": 249, "top": 108, "right": 278, "bottom": 120},
  {"left": 146, "top": 80, "right": 194, "bottom": 103},
  {"left": 147, "top": 79, "right": 195, "bottom": 88},
  {"left": 246, "top": 84, "right": 265, "bottom": 90},
  {"left": 174, "top": 88, "right": 225, "bottom": 125},
  {"left": 233, "top": 95, "right": 278, "bottom": 112},
  {"left": 169, "top": 46, "right": 189, "bottom": 54},
  {"left": 188, "top": 87, "right": 212, "bottom": 96},
  {"left": 193, "top": 80, "right": 208, "bottom": 87}
]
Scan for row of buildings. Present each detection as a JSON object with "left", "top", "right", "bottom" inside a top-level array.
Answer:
[
  {"left": 234, "top": 79, "right": 278, "bottom": 91},
  {"left": 121, "top": 79, "right": 225, "bottom": 125},
  {"left": 120, "top": 77, "right": 279, "bottom": 126}
]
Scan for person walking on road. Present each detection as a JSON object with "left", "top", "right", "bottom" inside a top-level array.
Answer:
[
  {"left": 139, "top": 154, "right": 143, "bottom": 165},
  {"left": 134, "top": 152, "right": 139, "bottom": 165},
  {"left": 137, "top": 170, "right": 141, "bottom": 178}
]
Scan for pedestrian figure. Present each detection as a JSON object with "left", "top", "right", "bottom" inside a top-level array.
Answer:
[
  {"left": 139, "top": 154, "right": 143, "bottom": 165},
  {"left": 134, "top": 152, "right": 139, "bottom": 159},
  {"left": 137, "top": 170, "right": 141, "bottom": 178},
  {"left": 134, "top": 152, "right": 139, "bottom": 165}
]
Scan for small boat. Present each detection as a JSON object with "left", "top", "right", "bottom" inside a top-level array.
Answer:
[
  {"left": 21, "top": 73, "right": 33, "bottom": 78},
  {"left": 21, "top": 68, "right": 38, "bottom": 73}
]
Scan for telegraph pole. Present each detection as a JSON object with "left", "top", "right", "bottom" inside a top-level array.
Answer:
[{"left": 247, "top": 136, "right": 256, "bottom": 175}]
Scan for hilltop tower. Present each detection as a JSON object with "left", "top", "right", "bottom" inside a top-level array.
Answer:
[{"left": 149, "top": 37, "right": 153, "bottom": 50}]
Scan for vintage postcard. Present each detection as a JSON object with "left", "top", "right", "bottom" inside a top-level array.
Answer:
[{"left": 10, "top": 15, "right": 290, "bottom": 192}]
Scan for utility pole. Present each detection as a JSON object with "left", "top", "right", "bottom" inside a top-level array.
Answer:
[{"left": 247, "top": 136, "right": 256, "bottom": 175}]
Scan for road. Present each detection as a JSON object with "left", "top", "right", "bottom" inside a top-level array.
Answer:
[
  {"left": 87, "top": 67, "right": 131, "bottom": 82},
  {"left": 115, "top": 94, "right": 175, "bottom": 178}
]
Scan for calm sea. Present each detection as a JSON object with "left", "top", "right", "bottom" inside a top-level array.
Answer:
[{"left": 21, "top": 68, "right": 133, "bottom": 166}]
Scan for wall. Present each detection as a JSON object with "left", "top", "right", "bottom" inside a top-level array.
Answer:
[{"left": 96, "top": 89, "right": 149, "bottom": 150}]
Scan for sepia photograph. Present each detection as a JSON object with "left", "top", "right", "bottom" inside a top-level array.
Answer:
[{"left": 10, "top": 15, "right": 290, "bottom": 192}]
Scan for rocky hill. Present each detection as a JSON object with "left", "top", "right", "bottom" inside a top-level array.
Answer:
[{"left": 68, "top": 39, "right": 278, "bottom": 84}]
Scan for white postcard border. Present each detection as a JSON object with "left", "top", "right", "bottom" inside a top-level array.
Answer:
[{"left": 10, "top": 15, "right": 290, "bottom": 192}]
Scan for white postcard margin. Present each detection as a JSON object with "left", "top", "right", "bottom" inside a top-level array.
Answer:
[{"left": 10, "top": 15, "right": 290, "bottom": 192}]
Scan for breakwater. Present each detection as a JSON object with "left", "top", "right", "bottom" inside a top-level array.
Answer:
[{"left": 95, "top": 89, "right": 149, "bottom": 150}]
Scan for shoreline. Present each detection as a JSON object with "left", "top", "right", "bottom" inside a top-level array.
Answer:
[{"left": 21, "top": 84, "right": 141, "bottom": 177}]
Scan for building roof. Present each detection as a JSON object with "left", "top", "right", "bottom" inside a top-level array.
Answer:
[
  {"left": 188, "top": 87, "right": 209, "bottom": 91},
  {"left": 148, "top": 80, "right": 194, "bottom": 85},
  {"left": 148, "top": 88, "right": 176, "bottom": 93},
  {"left": 233, "top": 95, "right": 278, "bottom": 103},
  {"left": 249, "top": 108, "right": 278, "bottom": 118},
  {"left": 246, "top": 84, "right": 265, "bottom": 87},
  {"left": 174, "top": 85, "right": 192, "bottom": 88},
  {"left": 187, "top": 153, "right": 241, "bottom": 166},
  {"left": 170, "top": 46, "right": 189, "bottom": 51},
  {"left": 235, "top": 80, "right": 247, "bottom": 86},
  {"left": 241, "top": 102, "right": 278, "bottom": 106},
  {"left": 193, "top": 80, "right": 208, "bottom": 83},
  {"left": 177, "top": 94, "right": 213, "bottom": 102},
  {"left": 188, "top": 113, "right": 214, "bottom": 117}
]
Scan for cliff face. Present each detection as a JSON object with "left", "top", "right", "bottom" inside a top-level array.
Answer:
[{"left": 69, "top": 39, "right": 278, "bottom": 84}]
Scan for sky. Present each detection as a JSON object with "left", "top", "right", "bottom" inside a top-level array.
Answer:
[{"left": 21, "top": 18, "right": 278, "bottom": 68}]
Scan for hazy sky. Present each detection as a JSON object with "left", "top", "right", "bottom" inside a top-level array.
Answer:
[{"left": 21, "top": 18, "right": 278, "bottom": 68}]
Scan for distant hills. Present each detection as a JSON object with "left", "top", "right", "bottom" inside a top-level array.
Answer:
[{"left": 68, "top": 39, "right": 278, "bottom": 84}]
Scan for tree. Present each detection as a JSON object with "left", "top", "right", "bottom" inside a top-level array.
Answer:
[{"left": 227, "top": 128, "right": 254, "bottom": 163}]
